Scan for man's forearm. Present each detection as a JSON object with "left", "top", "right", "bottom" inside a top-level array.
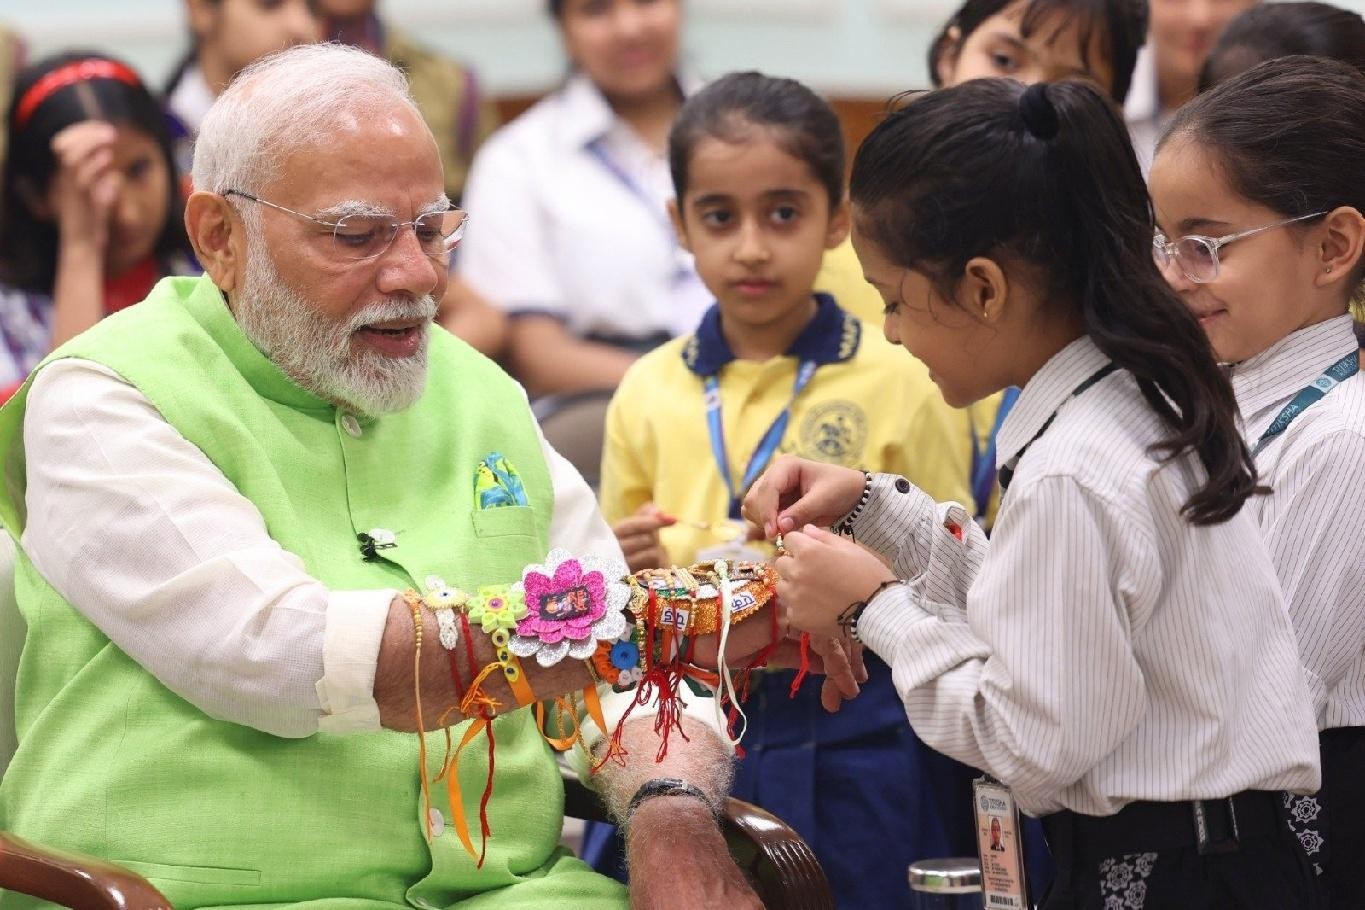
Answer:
[{"left": 375, "top": 595, "right": 594, "bottom": 732}]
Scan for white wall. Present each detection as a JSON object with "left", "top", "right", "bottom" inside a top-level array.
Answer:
[
  {"left": 0, "top": 0, "right": 987, "bottom": 96},
  {"left": 6, "top": 0, "right": 1365, "bottom": 98}
]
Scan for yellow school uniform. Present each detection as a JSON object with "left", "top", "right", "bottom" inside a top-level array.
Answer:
[
  {"left": 600, "top": 295, "right": 975, "bottom": 564},
  {"left": 816, "top": 238, "right": 883, "bottom": 326},
  {"left": 817, "top": 238, "right": 1009, "bottom": 527}
]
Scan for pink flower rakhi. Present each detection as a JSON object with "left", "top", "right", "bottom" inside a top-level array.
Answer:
[{"left": 509, "top": 549, "right": 629, "bottom": 667}]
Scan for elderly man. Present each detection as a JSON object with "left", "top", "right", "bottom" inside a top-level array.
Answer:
[{"left": 0, "top": 44, "right": 760, "bottom": 909}]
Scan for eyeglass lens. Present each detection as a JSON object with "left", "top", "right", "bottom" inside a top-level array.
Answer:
[
  {"left": 332, "top": 210, "right": 467, "bottom": 260},
  {"left": 1154, "top": 235, "right": 1219, "bottom": 282}
]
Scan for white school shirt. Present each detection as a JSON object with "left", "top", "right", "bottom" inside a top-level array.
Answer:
[
  {"left": 457, "top": 72, "right": 712, "bottom": 341},
  {"left": 1125, "top": 44, "right": 1173, "bottom": 180},
  {"left": 17, "top": 356, "right": 720, "bottom": 743},
  {"left": 846, "top": 335, "right": 1320, "bottom": 817},
  {"left": 1232, "top": 315, "right": 1365, "bottom": 732}
]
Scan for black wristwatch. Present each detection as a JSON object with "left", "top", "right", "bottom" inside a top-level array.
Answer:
[{"left": 626, "top": 778, "right": 716, "bottom": 825}]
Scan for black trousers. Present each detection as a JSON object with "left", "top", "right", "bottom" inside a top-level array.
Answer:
[
  {"left": 1304, "top": 726, "right": 1365, "bottom": 907},
  {"left": 1040, "top": 792, "right": 1325, "bottom": 910}
]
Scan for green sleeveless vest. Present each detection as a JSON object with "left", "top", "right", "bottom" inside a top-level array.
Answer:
[{"left": 0, "top": 276, "right": 624, "bottom": 909}]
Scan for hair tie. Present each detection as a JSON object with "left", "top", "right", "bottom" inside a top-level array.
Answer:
[
  {"left": 1018, "top": 82, "right": 1060, "bottom": 141},
  {"left": 13, "top": 59, "right": 143, "bottom": 130}
]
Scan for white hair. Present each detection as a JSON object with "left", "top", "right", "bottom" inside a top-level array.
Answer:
[{"left": 193, "top": 42, "right": 420, "bottom": 195}]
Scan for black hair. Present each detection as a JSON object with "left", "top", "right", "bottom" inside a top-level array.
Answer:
[
  {"left": 928, "top": 0, "right": 1147, "bottom": 103},
  {"left": 548, "top": 0, "right": 565, "bottom": 15},
  {"left": 668, "top": 71, "right": 844, "bottom": 211},
  {"left": 1199, "top": 2, "right": 1365, "bottom": 91},
  {"left": 851, "top": 78, "right": 1257, "bottom": 525},
  {"left": 0, "top": 51, "right": 189, "bottom": 293},
  {"left": 1169, "top": 55, "right": 1365, "bottom": 305}
]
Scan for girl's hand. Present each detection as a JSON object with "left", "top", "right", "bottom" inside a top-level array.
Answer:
[
  {"left": 49, "top": 121, "right": 122, "bottom": 254},
  {"left": 775, "top": 525, "right": 895, "bottom": 640},
  {"left": 613, "top": 503, "right": 676, "bottom": 573},
  {"left": 742, "top": 455, "right": 866, "bottom": 540}
]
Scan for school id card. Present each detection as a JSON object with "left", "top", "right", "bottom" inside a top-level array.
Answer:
[{"left": 973, "top": 776, "right": 1030, "bottom": 910}]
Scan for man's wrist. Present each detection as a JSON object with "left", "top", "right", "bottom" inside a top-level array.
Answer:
[{"left": 626, "top": 778, "right": 718, "bottom": 826}]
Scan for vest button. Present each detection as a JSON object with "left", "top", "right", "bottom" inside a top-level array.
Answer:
[
  {"left": 341, "top": 414, "right": 362, "bottom": 438},
  {"left": 895, "top": 477, "right": 912, "bottom": 494}
]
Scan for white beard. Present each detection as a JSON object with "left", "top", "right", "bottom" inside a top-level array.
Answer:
[{"left": 233, "top": 236, "right": 437, "bottom": 418}]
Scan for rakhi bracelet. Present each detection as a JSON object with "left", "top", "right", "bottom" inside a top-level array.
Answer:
[
  {"left": 509, "top": 549, "right": 630, "bottom": 669},
  {"left": 460, "top": 583, "right": 537, "bottom": 708},
  {"left": 834, "top": 470, "right": 874, "bottom": 536},
  {"left": 589, "top": 608, "right": 645, "bottom": 692},
  {"left": 491, "top": 626, "right": 538, "bottom": 708},
  {"left": 629, "top": 563, "right": 776, "bottom": 637},
  {"left": 416, "top": 579, "right": 472, "bottom": 700},
  {"left": 401, "top": 591, "right": 440, "bottom": 842}
]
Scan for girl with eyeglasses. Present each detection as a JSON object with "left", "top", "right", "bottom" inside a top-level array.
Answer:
[
  {"left": 0, "top": 52, "right": 198, "bottom": 402},
  {"left": 1149, "top": 54, "right": 1365, "bottom": 907}
]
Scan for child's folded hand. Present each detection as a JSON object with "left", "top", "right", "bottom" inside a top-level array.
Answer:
[{"left": 612, "top": 503, "right": 676, "bottom": 573}]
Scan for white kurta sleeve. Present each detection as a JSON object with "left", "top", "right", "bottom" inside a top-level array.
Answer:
[{"left": 22, "top": 359, "right": 394, "bottom": 738}]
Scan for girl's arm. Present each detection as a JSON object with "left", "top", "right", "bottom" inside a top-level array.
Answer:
[
  {"left": 857, "top": 474, "right": 1150, "bottom": 808},
  {"left": 1260, "top": 429, "right": 1365, "bottom": 725},
  {"left": 848, "top": 473, "right": 990, "bottom": 607}
]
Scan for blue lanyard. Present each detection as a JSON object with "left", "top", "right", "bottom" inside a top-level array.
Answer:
[
  {"left": 705, "top": 360, "right": 818, "bottom": 519},
  {"left": 1250, "top": 350, "right": 1359, "bottom": 456},
  {"left": 969, "top": 386, "right": 1020, "bottom": 520}
]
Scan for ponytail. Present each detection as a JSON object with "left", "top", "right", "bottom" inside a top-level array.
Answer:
[{"left": 851, "top": 78, "right": 1257, "bottom": 525}]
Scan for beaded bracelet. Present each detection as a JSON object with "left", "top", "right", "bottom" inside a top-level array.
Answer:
[{"left": 833, "top": 470, "right": 874, "bottom": 537}]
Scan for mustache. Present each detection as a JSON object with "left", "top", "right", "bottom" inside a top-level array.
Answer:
[{"left": 346, "top": 296, "right": 440, "bottom": 334}]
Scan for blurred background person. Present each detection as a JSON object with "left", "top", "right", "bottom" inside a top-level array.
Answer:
[
  {"left": 0, "top": 23, "right": 26, "bottom": 173},
  {"left": 1126, "top": 0, "right": 1258, "bottom": 175},
  {"left": 320, "top": 0, "right": 497, "bottom": 203},
  {"left": 0, "top": 52, "right": 196, "bottom": 399},
  {"left": 1200, "top": 0, "right": 1365, "bottom": 87},
  {"left": 458, "top": 0, "right": 706, "bottom": 398},
  {"left": 164, "top": 0, "right": 322, "bottom": 178}
]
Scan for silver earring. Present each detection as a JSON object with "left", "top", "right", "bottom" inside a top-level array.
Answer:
[{"left": 1327, "top": 266, "right": 1335, "bottom": 274}]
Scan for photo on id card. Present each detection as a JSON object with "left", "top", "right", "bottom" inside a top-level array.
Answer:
[{"left": 973, "top": 777, "right": 1029, "bottom": 909}]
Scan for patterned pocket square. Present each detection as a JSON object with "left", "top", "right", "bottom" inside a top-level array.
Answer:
[{"left": 474, "top": 452, "right": 528, "bottom": 509}]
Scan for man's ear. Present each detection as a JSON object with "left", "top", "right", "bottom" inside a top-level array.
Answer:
[
  {"left": 185, "top": 191, "right": 245, "bottom": 294},
  {"left": 667, "top": 197, "right": 692, "bottom": 254}
]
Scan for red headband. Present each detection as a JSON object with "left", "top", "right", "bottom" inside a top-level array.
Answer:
[{"left": 14, "top": 59, "right": 143, "bottom": 130}]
